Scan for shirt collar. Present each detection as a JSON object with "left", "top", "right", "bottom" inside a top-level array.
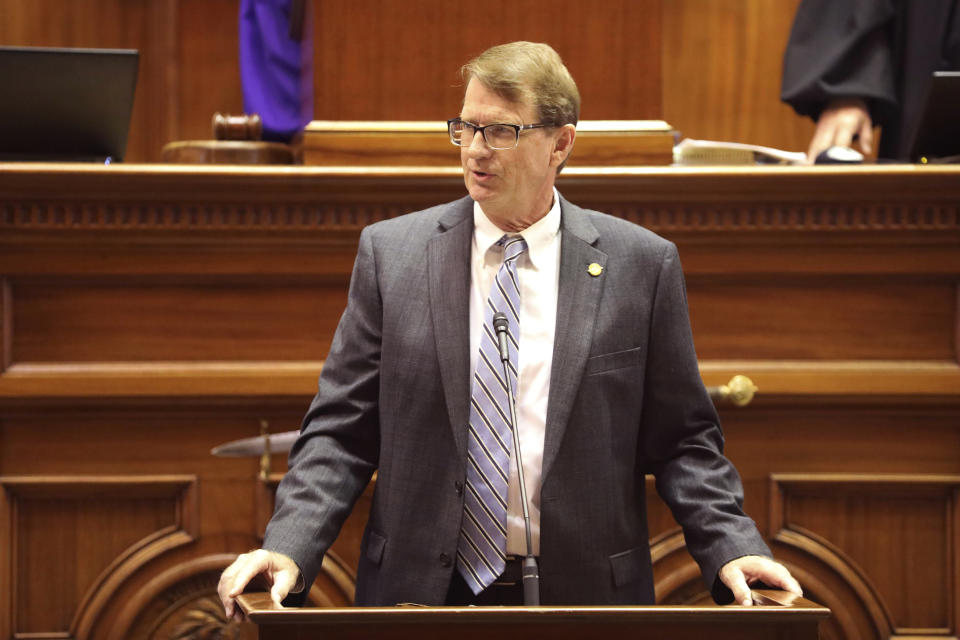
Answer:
[{"left": 473, "top": 188, "right": 561, "bottom": 271}]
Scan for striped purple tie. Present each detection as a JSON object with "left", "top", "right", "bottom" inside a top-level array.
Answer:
[{"left": 457, "top": 234, "right": 527, "bottom": 594}]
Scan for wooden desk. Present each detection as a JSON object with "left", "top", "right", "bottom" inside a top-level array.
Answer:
[
  {"left": 0, "top": 163, "right": 957, "bottom": 640},
  {"left": 237, "top": 590, "right": 830, "bottom": 640},
  {"left": 300, "top": 120, "right": 675, "bottom": 167}
]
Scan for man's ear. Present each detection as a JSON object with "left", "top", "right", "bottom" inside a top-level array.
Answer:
[{"left": 551, "top": 124, "right": 576, "bottom": 167}]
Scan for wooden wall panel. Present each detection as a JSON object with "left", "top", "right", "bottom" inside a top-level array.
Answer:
[
  {"left": 788, "top": 491, "right": 948, "bottom": 630},
  {"left": 725, "top": 409, "right": 960, "bottom": 481},
  {"left": 1, "top": 0, "right": 664, "bottom": 161},
  {"left": 16, "top": 495, "right": 177, "bottom": 632},
  {"left": 9, "top": 278, "right": 346, "bottom": 363},
  {"left": 175, "top": 0, "right": 243, "bottom": 142},
  {"left": 1, "top": 476, "right": 197, "bottom": 638},
  {"left": 0, "top": 163, "right": 957, "bottom": 403},
  {"left": 0, "top": 278, "right": 10, "bottom": 372},
  {"left": 0, "top": 411, "right": 294, "bottom": 477},
  {"left": 311, "top": 0, "right": 661, "bottom": 121},
  {"left": 1, "top": 0, "right": 824, "bottom": 161},
  {"left": 0, "top": 410, "right": 345, "bottom": 637},
  {"left": 687, "top": 278, "right": 957, "bottom": 361},
  {"left": 646, "top": 406, "right": 960, "bottom": 638},
  {"left": 661, "top": 0, "right": 816, "bottom": 152},
  {"left": 771, "top": 476, "right": 960, "bottom": 636}
]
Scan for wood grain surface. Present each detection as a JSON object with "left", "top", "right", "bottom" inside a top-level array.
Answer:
[
  {"left": 1, "top": 163, "right": 958, "bottom": 639},
  {"left": 1, "top": 1, "right": 817, "bottom": 161}
]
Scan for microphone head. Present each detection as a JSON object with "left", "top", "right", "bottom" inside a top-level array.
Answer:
[{"left": 492, "top": 311, "right": 509, "bottom": 334}]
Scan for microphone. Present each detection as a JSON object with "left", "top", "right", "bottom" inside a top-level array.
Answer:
[
  {"left": 492, "top": 312, "right": 510, "bottom": 362},
  {"left": 491, "top": 311, "right": 540, "bottom": 606}
]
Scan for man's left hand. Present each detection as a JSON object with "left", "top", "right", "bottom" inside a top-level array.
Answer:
[{"left": 719, "top": 555, "right": 802, "bottom": 606}]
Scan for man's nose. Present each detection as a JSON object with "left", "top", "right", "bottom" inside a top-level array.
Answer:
[{"left": 466, "top": 129, "right": 492, "bottom": 158}]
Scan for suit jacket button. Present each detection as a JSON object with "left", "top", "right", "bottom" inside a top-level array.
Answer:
[
  {"left": 454, "top": 481, "right": 463, "bottom": 496},
  {"left": 439, "top": 552, "right": 452, "bottom": 567}
]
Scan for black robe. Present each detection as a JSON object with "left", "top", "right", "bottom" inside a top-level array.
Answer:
[{"left": 781, "top": 0, "right": 960, "bottom": 159}]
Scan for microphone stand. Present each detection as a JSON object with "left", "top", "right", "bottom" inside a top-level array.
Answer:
[{"left": 493, "top": 312, "right": 540, "bottom": 606}]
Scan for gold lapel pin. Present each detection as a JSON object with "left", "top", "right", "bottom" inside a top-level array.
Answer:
[{"left": 587, "top": 262, "right": 603, "bottom": 277}]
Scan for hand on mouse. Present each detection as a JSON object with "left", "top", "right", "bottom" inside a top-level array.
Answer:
[{"left": 807, "top": 98, "right": 873, "bottom": 163}]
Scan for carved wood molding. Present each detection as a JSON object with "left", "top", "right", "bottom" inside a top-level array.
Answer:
[
  {"left": 114, "top": 552, "right": 352, "bottom": 637},
  {"left": 0, "top": 278, "right": 10, "bottom": 373},
  {"left": 774, "top": 528, "right": 892, "bottom": 640},
  {"left": 3, "top": 360, "right": 957, "bottom": 405},
  {"left": 0, "top": 475, "right": 198, "bottom": 640},
  {"left": 648, "top": 529, "right": 710, "bottom": 605},
  {"left": 766, "top": 543, "right": 880, "bottom": 640},
  {"left": 308, "top": 554, "right": 357, "bottom": 608},
  {"left": 0, "top": 201, "right": 422, "bottom": 235},
  {"left": 113, "top": 553, "right": 247, "bottom": 640},
  {"left": 608, "top": 202, "right": 960, "bottom": 236},
  {"left": 3, "top": 199, "right": 958, "bottom": 237},
  {"left": 1, "top": 165, "right": 959, "bottom": 240},
  {"left": 770, "top": 474, "right": 960, "bottom": 639},
  {"left": 700, "top": 361, "right": 960, "bottom": 405},
  {"left": 0, "top": 361, "right": 324, "bottom": 400}
]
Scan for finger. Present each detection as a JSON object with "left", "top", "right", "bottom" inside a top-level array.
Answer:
[
  {"left": 785, "top": 575, "right": 804, "bottom": 596},
  {"left": 767, "top": 565, "right": 803, "bottom": 596},
  {"left": 218, "top": 557, "right": 243, "bottom": 619},
  {"left": 270, "top": 567, "right": 298, "bottom": 607},
  {"left": 807, "top": 123, "right": 837, "bottom": 163},
  {"left": 833, "top": 122, "right": 855, "bottom": 149},
  {"left": 228, "top": 552, "right": 271, "bottom": 598},
  {"left": 228, "top": 605, "right": 247, "bottom": 623},
  {"left": 858, "top": 117, "right": 873, "bottom": 155},
  {"left": 722, "top": 566, "right": 753, "bottom": 606},
  {"left": 746, "top": 560, "right": 803, "bottom": 597}
]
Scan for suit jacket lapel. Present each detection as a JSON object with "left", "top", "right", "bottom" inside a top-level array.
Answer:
[
  {"left": 542, "top": 197, "right": 606, "bottom": 482},
  {"left": 428, "top": 197, "right": 474, "bottom": 459}
]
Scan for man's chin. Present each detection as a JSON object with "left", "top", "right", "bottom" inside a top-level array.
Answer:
[{"left": 466, "top": 182, "right": 498, "bottom": 203}]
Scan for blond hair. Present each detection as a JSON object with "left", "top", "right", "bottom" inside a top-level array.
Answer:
[{"left": 461, "top": 41, "right": 580, "bottom": 128}]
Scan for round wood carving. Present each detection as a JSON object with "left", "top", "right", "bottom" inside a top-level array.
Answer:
[
  {"left": 126, "top": 568, "right": 257, "bottom": 639},
  {"left": 118, "top": 552, "right": 355, "bottom": 638}
]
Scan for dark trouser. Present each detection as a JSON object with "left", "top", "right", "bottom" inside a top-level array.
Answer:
[{"left": 445, "top": 556, "right": 529, "bottom": 606}]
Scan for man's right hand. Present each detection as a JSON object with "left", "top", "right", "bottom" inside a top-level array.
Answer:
[
  {"left": 217, "top": 549, "right": 300, "bottom": 621},
  {"left": 807, "top": 97, "right": 874, "bottom": 163}
]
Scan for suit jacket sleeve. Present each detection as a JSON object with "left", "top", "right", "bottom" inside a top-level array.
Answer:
[
  {"left": 640, "top": 242, "right": 770, "bottom": 604},
  {"left": 262, "top": 225, "right": 382, "bottom": 591},
  {"left": 781, "top": 0, "right": 898, "bottom": 124}
]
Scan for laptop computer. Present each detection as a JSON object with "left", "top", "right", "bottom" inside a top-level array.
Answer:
[
  {"left": 909, "top": 71, "right": 960, "bottom": 163},
  {"left": 0, "top": 46, "right": 139, "bottom": 162}
]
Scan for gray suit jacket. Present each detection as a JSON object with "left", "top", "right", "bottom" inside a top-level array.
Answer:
[{"left": 264, "top": 195, "right": 770, "bottom": 606}]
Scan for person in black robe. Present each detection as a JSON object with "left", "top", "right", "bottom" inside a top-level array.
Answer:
[{"left": 781, "top": 0, "right": 960, "bottom": 161}]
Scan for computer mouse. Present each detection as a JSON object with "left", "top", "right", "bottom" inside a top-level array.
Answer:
[{"left": 814, "top": 145, "right": 864, "bottom": 164}]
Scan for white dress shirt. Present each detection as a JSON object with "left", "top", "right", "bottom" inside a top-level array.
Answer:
[{"left": 469, "top": 189, "right": 561, "bottom": 557}]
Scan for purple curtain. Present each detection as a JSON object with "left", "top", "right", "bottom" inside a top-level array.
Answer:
[{"left": 239, "top": 0, "right": 313, "bottom": 142}]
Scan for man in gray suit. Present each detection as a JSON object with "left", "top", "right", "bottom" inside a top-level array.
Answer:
[{"left": 219, "top": 41, "right": 801, "bottom": 618}]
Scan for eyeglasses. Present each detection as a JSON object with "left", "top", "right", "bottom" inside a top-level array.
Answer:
[{"left": 447, "top": 118, "right": 550, "bottom": 150}]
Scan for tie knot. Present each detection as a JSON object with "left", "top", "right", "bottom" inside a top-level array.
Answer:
[{"left": 498, "top": 235, "right": 528, "bottom": 263}]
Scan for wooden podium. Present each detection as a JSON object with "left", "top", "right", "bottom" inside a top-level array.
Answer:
[{"left": 237, "top": 590, "right": 829, "bottom": 640}]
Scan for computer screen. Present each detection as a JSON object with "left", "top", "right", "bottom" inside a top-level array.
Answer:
[
  {"left": 0, "top": 46, "right": 139, "bottom": 162},
  {"left": 909, "top": 71, "right": 960, "bottom": 163}
]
